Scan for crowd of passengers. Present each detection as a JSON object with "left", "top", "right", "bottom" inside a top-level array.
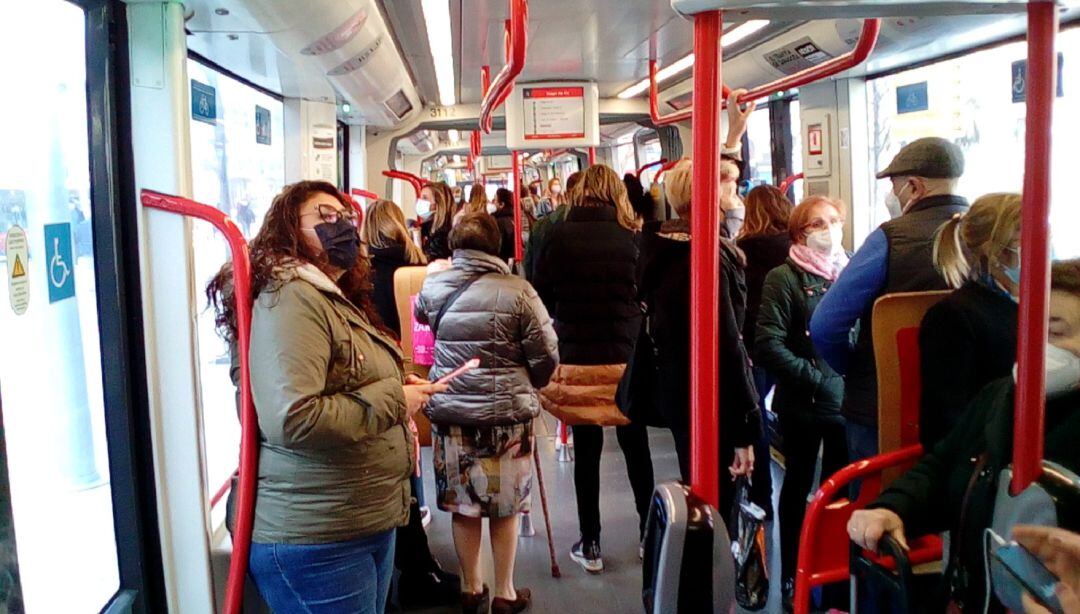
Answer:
[{"left": 205, "top": 87, "right": 1080, "bottom": 614}]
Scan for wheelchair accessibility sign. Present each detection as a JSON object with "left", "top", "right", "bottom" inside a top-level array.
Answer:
[{"left": 44, "top": 223, "right": 75, "bottom": 304}]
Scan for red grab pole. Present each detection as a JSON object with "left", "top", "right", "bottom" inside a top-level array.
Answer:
[
  {"left": 479, "top": 0, "right": 527, "bottom": 133},
  {"left": 1012, "top": 1, "right": 1058, "bottom": 495},
  {"left": 778, "top": 172, "right": 804, "bottom": 194},
  {"left": 689, "top": 10, "right": 723, "bottom": 509},
  {"left": 635, "top": 158, "right": 668, "bottom": 179},
  {"left": 139, "top": 190, "right": 257, "bottom": 614},
  {"left": 512, "top": 151, "right": 524, "bottom": 263},
  {"left": 588, "top": 147, "right": 596, "bottom": 166},
  {"left": 382, "top": 169, "right": 425, "bottom": 198}
]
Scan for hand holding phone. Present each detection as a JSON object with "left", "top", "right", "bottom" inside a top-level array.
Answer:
[
  {"left": 992, "top": 535, "right": 1064, "bottom": 614},
  {"left": 436, "top": 358, "right": 480, "bottom": 385}
]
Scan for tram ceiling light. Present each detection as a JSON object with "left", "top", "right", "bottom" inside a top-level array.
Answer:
[
  {"left": 342, "top": 102, "right": 352, "bottom": 114},
  {"left": 616, "top": 19, "right": 770, "bottom": 99},
  {"left": 421, "top": 0, "right": 456, "bottom": 106},
  {"left": 448, "top": 128, "right": 460, "bottom": 142}
]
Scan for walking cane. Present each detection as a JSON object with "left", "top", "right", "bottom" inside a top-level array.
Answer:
[{"left": 533, "top": 443, "right": 561, "bottom": 578}]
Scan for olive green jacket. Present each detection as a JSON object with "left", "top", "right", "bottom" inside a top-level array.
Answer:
[{"left": 248, "top": 263, "right": 413, "bottom": 544}]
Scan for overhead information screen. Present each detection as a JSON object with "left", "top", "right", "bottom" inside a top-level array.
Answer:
[{"left": 506, "top": 81, "right": 599, "bottom": 149}]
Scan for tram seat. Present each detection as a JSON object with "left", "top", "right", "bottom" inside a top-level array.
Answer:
[
  {"left": 394, "top": 265, "right": 433, "bottom": 446},
  {"left": 872, "top": 291, "right": 951, "bottom": 456},
  {"left": 793, "top": 445, "right": 944, "bottom": 614}
]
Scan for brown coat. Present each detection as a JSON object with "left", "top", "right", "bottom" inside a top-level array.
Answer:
[{"left": 541, "top": 363, "right": 630, "bottom": 426}]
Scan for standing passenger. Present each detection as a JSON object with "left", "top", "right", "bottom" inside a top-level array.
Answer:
[
  {"left": 919, "top": 193, "right": 1021, "bottom": 447},
  {"left": 810, "top": 137, "right": 968, "bottom": 462},
  {"left": 524, "top": 171, "right": 582, "bottom": 282},
  {"left": 754, "top": 196, "right": 849, "bottom": 610},
  {"left": 206, "top": 181, "right": 446, "bottom": 614},
  {"left": 639, "top": 158, "right": 761, "bottom": 515},
  {"left": 361, "top": 199, "right": 427, "bottom": 337},
  {"left": 453, "top": 182, "right": 487, "bottom": 226},
  {"left": 533, "top": 165, "right": 655, "bottom": 573},
  {"left": 736, "top": 184, "right": 795, "bottom": 517},
  {"left": 415, "top": 213, "right": 559, "bottom": 614},
  {"left": 491, "top": 188, "right": 518, "bottom": 264},
  {"left": 419, "top": 182, "right": 454, "bottom": 262}
]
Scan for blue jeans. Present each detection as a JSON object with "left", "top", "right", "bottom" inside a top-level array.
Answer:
[
  {"left": 846, "top": 421, "right": 879, "bottom": 500},
  {"left": 250, "top": 530, "right": 396, "bottom": 614}
]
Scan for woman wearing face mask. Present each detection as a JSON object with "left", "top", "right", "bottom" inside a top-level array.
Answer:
[
  {"left": 491, "top": 188, "right": 518, "bottom": 263},
  {"left": 453, "top": 183, "right": 488, "bottom": 227},
  {"left": 753, "top": 196, "right": 850, "bottom": 610},
  {"left": 920, "top": 193, "right": 1021, "bottom": 447},
  {"left": 848, "top": 258, "right": 1080, "bottom": 614},
  {"left": 206, "top": 181, "right": 446, "bottom": 614},
  {"left": 419, "top": 182, "right": 454, "bottom": 262}
]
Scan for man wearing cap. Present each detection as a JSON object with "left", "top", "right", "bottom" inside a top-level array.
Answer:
[{"left": 810, "top": 137, "right": 968, "bottom": 463}]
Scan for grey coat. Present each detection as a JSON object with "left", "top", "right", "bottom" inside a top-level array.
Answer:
[{"left": 415, "top": 249, "right": 559, "bottom": 426}]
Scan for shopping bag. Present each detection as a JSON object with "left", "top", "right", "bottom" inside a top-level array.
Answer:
[
  {"left": 410, "top": 295, "right": 434, "bottom": 366},
  {"left": 730, "top": 476, "right": 769, "bottom": 610}
]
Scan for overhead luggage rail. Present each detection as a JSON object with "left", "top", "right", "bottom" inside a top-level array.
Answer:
[
  {"left": 636, "top": 158, "right": 669, "bottom": 179},
  {"left": 382, "top": 169, "right": 426, "bottom": 198},
  {"left": 140, "top": 190, "right": 257, "bottom": 614},
  {"left": 479, "top": 0, "right": 528, "bottom": 133}
]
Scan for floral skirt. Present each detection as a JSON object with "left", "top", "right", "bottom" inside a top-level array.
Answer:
[{"left": 432, "top": 421, "right": 533, "bottom": 518}]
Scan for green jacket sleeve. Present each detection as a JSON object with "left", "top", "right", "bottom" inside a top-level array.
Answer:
[
  {"left": 753, "top": 267, "right": 826, "bottom": 393},
  {"left": 250, "top": 282, "right": 402, "bottom": 449}
]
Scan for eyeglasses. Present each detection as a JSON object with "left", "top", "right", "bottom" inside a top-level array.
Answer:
[{"left": 305, "top": 203, "right": 358, "bottom": 226}]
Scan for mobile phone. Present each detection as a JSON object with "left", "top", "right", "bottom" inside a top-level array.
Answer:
[
  {"left": 992, "top": 539, "right": 1063, "bottom": 614},
  {"left": 435, "top": 358, "right": 480, "bottom": 385}
]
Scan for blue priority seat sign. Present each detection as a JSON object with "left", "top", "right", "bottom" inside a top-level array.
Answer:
[{"left": 44, "top": 223, "right": 75, "bottom": 304}]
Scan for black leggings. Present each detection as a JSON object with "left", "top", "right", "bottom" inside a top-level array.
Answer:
[
  {"left": 572, "top": 423, "right": 655, "bottom": 543},
  {"left": 394, "top": 476, "right": 437, "bottom": 575},
  {"left": 778, "top": 415, "right": 848, "bottom": 582}
]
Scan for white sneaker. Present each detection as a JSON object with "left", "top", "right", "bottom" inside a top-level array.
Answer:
[
  {"left": 420, "top": 506, "right": 432, "bottom": 528},
  {"left": 570, "top": 539, "right": 604, "bottom": 574}
]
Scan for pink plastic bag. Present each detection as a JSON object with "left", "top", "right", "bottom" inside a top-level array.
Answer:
[{"left": 411, "top": 294, "right": 434, "bottom": 366}]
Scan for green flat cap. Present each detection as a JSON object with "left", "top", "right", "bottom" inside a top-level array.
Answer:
[{"left": 876, "top": 136, "right": 964, "bottom": 179}]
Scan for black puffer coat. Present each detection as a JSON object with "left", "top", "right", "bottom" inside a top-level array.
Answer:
[
  {"left": 415, "top": 250, "right": 559, "bottom": 426},
  {"left": 738, "top": 232, "right": 793, "bottom": 351},
  {"left": 421, "top": 217, "right": 452, "bottom": 261},
  {"left": 533, "top": 200, "right": 640, "bottom": 365}
]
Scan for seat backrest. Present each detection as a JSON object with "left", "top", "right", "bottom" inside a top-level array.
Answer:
[
  {"left": 872, "top": 291, "right": 951, "bottom": 455},
  {"left": 393, "top": 266, "right": 429, "bottom": 364}
]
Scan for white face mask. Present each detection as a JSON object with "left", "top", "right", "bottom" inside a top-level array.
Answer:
[
  {"left": 1013, "top": 343, "right": 1080, "bottom": 398},
  {"left": 485, "top": 203, "right": 498, "bottom": 214},
  {"left": 807, "top": 224, "right": 843, "bottom": 255},
  {"left": 551, "top": 185, "right": 562, "bottom": 195},
  {"left": 415, "top": 198, "right": 432, "bottom": 219},
  {"left": 884, "top": 181, "right": 913, "bottom": 219}
]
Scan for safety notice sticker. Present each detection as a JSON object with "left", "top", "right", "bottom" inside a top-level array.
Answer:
[
  {"left": 44, "top": 223, "right": 75, "bottom": 304},
  {"left": 764, "top": 37, "right": 833, "bottom": 76},
  {"left": 5, "top": 224, "right": 29, "bottom": 315}
]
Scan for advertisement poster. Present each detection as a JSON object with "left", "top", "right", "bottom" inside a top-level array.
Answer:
[{"left": 522, "top": 86, "right": 585, "bottom": 140}]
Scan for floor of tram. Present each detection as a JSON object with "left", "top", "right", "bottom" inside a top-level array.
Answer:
[{"left": 404, "top": 415, "right": 785, "bottom": 613}]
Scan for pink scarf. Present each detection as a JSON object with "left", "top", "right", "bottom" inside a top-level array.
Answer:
[{"left": 789, "top": 244, "right": 848, "bottom": 281}]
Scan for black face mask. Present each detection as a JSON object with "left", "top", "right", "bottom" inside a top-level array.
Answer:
[{"left": 313, "top": 219, "right": 360, "bottom": 270}]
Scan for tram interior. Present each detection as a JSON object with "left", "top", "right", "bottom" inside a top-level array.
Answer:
[{"left": 1, "top": 0, "right": 1079, "bottom": 612}]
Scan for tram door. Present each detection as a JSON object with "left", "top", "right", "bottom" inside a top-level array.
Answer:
[{"left": 0, "top": 1, "right": 157, "bottom": 612}]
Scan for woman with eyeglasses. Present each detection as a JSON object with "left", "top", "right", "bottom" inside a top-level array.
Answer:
[
  {"left": 754, "top": 195, "right": 850, "bottom": 610},
  {"left": 207, "top": 181, "right": 446, "bottom": 613}
]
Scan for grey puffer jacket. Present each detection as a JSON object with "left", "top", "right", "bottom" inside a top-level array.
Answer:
[{"left": 415, "top": 249, "right": 559, "bottom": 426}]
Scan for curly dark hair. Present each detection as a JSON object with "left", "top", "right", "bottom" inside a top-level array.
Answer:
[{"left": 206, "top": 180, "right": 390, "bottom": 342}]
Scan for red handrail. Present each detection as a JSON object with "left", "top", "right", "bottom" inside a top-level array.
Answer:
[
  {"left": 382, "top": 170, "right": 425, "bottom": 198},
  {"left": 1013, "top": 1, "right": 1058, "bottom": 494},
  {"left": 778, "top": 172, "right": 804, "bottom": 194},
  {"left": 210, "top": 472, "right": 235, "bottom": 508},
  {"left": 649, "top": 19, "right": 880, "bottom": 126},
  {"left": 512, "top": 152, "right": 524, "bottom": 262},
  {"left": 587, "top": 147, "right": 596, "bottom": 166},
  {"left": 140, "top": 190, "right": 257, "bottom": 614},
  {"left": 635, "top": 158, "right": 668, "bottom": 179},
  {"left": 793, "top": 445, "right": 926, "bottom": 614},
  {"left": 479, "top": 0, "right": 527, "bottom": 133},
  {"left": 655, "top": 158, "right": 681, "bottom": 182},
  {"left": 689, "top": 10, "right": 723, "bottom": 508},
  {"left": 350, "top": 188, "right": 379, "bottom": 202}
]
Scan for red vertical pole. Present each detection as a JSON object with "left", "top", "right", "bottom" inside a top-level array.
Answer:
[
  {"left": 588, "top": 147, "right": 596, "bottom": 166},
  {"left": 1012, "top": 1, "right": 1058, "bottom": 494},
  {"left": 512, "top": 152, "right": 524, "bottom": 263},
  {"left": 689, "top": 10, "right": 723, "bottom": 509}
]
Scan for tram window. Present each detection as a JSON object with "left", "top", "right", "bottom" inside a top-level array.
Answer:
[
  {"left": 638, "top": 138, "right": 663, "bottom": 185},
  {"left": 866, "top": 30, "right": 1080, "bottom": 257},
  {"left": 612, "top": 133, "right": 637, "bottom": 178},
  {"left": 187, "top": 59, "right": 286, "bottom": 507},
  {"left": 745, "top": 105, "right": 773, "bottom": 189},
  {"left": 0, "top": 1, "right": 120, "bottom": 610}
]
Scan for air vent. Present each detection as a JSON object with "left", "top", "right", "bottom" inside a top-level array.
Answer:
[
  {"left": 300, "top": 9, "right": 368, "bottom": 56},
  {"left": 327, "top": 35, "right": 384, "bottom": 76},
  {"left": 384, "top": 89, "right": 414, "bottom": 120}
]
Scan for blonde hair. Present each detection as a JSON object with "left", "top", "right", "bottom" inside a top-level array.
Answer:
[
  {"left": 933, "top": 192, "right": 1021, "bottom": 289},
  {"left": 460, "top": 183, "right": 487, "bottom": 217},
  {"left": 547, "top": 177, "right": 565, "bottom": 207},
  {"left": 569, "top": 164, "right": 641, "bottom": 230},
  {"left": 664, "top": 158, "right": 741, "bottom": 219},
  {"left": 424, "top": 182, "right": 454, "bottom": 231},
  {"left": 741, "top": 185, "right": 793, "bottom": 238},
  {"left": 361, "top": 199, "right": 426, "bottom": 265}
]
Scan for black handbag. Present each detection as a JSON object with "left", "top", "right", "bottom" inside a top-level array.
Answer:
[{"left": 615, "top": 308, "right": 667, "bottom": 427}]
